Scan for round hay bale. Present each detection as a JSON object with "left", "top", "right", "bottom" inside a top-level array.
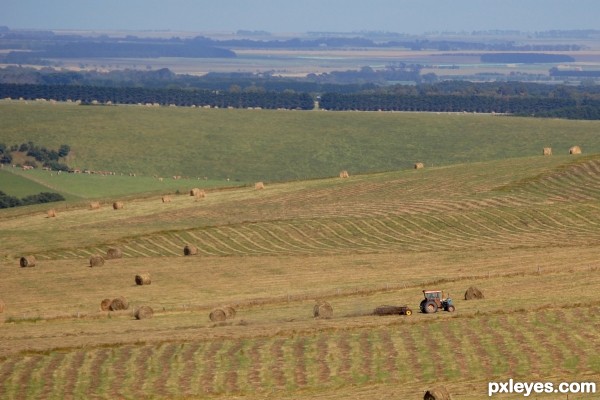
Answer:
[
  {"left": 109, "top": 296, "right": 129, "bottom": 311},
  {"left": 47, "top": 209, "right": 57, "bottom": 218},
  {"left": 135, "top": 273, "right": 151, "bottom": 286},
  {"left": 190, "top": 188, "right": 201, "bottom": 196},
  {"left": 313, "top": 301, "right": 333, "bottom": 319},
  {"left": 106, "top": 247, "right": 123, "bottom": 259},
  {"left": 161, "top": 195, "right": 171, "bottom": 203},
  {"left": 19, "top": 255, "right": 36, "bottom": 268},
  {"left": 100, "top": 298, "right": 112, "bottom": 311},
  {"left": 255, "top": 181, "right": 265, "bottom": 190},
  {"left": 224, "top": 306, "right": 236, "bottom": 319},
  {"left": 424, "top": 385, "right": 451, "bottom": 400},
  {"left": 543, "top": 147, "right": 552, "bottom": 156},
  {"left": 89, "top": 201, "right": 101, "bottom": 210},
  {"left": 209, "top": 308, "right": 227, "bottom": 322},
  {"left": 112, "top": 201, "right": 124, "bottom": 210},
  {"left": 414, "top": 162, "right": 425, "bottom": 169},
  {"left": 135, "top": 305, "right": 154, "bottom": 320},
  {"left": 569, "top": 146, "right": 582, "bottom": 155},
  {"left": 339, "top": 170, "right": 349, "bottom": 178},
  {"left": 0, "top": 299, "right": 5, "bottom": 313},
  {"left": 183, "top": 245, "right": 198, "bottom": 256},
  {"left": 193, "top": 190, "right": 206, "bottom": 200},
  {"left": 89, "top": 255, "right": 105, "bottom": 267},
  {"left": 464, "top": 286, "right": 485, "bottom": 300}
]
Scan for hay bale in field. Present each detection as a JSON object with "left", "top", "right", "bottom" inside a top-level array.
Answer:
[
  {"left": 89, "top": 255, "right": 105, "bottom": 267},
  {"left": 100, "top": 298, "right": 112, "bottom": 311},
  {"left": 190, "top": 188, "right": 201, "bottom": 196},
  {"left": 209, "top": 308, "right": 227, "bottom": 322},
  {"left": 0, "top": 299, "right": 5, "bottom": 313},
  {"left": 255, "top": 181, "right": 265, "bottom": 190},
  {"left": 543, "top": 147, "right": 552, "bottom": 155},
  {"left": 135, "top": 273, "right": 151, "bottom": 285},
  {"left": 414, "top": 162, "right": 425, "bottom": 169},
  {"left": 424, "top": 385, "right": 451, "bottom": 400},
  {"left": 183, "top": 245, "right": 198, "bottom": 256},
  {"left": 47, "top": 209, "right": 57, "bottom": 218},
  {"left": 339, "top": 170, "right": 349, "bottom": 178},
  {"left": 224, "top": 306, "right": 236, "bottom": 319},
  {"left": 109, "top": 296, "right": 129, "bottom": 311},
  {"left": 89, "top": 202, "right": 101, "bottom": 210},
  {"left": 106, "top": 247, "right": 123, "bottom": 259},
  {"left": 194, "top": 190, "right": 206, "bottom": 200},
  {"left": 313, "top": 301, "right": 333, "bottom": 319},
  {"left": 112, "top": 201, "right": 124, "bottom": 210},
  {"left": 161, "top": 195, "right": 171, "bottom": 203},
  {"left": 373, "top": 305, "right": 404, "bottom": 316},
  {"left": 464, "top": 286, "right": 485, "bottom": 300},
  {"left": 569, "top": 146, "right": 582, "bottom": 155},
  {"left": 134, "top": 305, "right": 154, "bottom": 320},
  {"left": 20, "top": 255, "right": 36, "bottom": 268}
]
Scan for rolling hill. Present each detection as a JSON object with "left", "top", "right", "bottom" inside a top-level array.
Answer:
[{"left": 1, "top": 143, "right": 599, "bottom": 399}]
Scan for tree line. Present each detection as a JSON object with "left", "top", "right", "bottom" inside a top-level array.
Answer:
[
  {"left": 0, "top": 83, "right": 315, "bottom": 110},
  {"left": 319, "top": 92, "right": 600, "bottom": 119},
  {"left": 2, "top": 81, "right": 600, "bottom": 119},
  {"left": 0, "top": 190, "right": 65, "bottom": 209}
]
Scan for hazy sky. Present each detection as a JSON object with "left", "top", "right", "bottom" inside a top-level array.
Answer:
[{"left": 2, "top": 0, "right": 599, "bottom": 34}]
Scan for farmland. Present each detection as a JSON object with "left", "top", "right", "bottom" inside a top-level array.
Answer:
[{"left": 1, "top": 104, "right": 600, "bottom": 399}]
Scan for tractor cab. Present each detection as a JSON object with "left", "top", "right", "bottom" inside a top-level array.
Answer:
[{"left": 420, "top": 290, "right": 455, "bottom": 313}]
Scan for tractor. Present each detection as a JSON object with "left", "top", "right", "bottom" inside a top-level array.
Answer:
[{"left": 420, "top": 290, "right": 455, "bottom": 313}]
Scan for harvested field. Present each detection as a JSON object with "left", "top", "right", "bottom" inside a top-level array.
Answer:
[{"left": 1, "top": 152, "right": 600, "bottom": 399}]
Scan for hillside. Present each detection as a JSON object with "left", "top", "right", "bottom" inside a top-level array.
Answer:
[
  {"left": 2, "top": 101, "right": 600, "bottom": 183},
  {"left": 1, "top": 153, "right": 599, "bottom": 399}
]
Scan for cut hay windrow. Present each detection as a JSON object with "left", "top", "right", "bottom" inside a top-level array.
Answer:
[
  {"left": 200, "top": 341, "right": 223, "bottom": 394},
  {"left": 2, "top": 309, "right": 600, "bottom": 398},
  {"left": 174, "top": 232, "right": 224, "bottom": 255},
  {"left": 213, "top": 227, "right": 265, "bottom": 254}
]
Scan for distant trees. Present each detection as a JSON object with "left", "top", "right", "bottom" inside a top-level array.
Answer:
[
  {"left": 0, "top": 84, "right": 315, "bottom": 110},
  {"left": 0, "top": 141, "right": 71, "bottom": 170},
  {"left": 0, "top": 190, "right": 65, "bottom": 209}
]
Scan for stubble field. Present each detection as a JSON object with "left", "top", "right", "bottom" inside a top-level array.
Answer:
[{"left": 0, "top": 105, "right": 599, "bottom": 399}]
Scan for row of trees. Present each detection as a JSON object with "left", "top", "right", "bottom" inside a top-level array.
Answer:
[
  {"left": 2, "top": 82, "right": 599, "bottom": 119},
  {"left": 0, "top": 84, "right": 315, "bottom": 110},
  {"left": 318, "top": 93, "right": 583, "bottom": 115},
  {"left": 0, "top": 190, "right": 65, "bottom": 209}
]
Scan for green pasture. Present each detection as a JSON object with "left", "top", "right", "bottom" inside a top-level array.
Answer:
[
  {"left": 0, "top": 168, "right": 242, "bottom": 201},
  {"left": 1, "top": 101, "right": 600, "bottom": 183}
]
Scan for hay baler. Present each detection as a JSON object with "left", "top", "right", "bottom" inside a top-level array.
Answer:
[{"left": 420, "top": 290, "right": 455, "bottom": 313}]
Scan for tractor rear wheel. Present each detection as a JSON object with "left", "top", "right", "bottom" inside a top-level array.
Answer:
[{"left": 424, "top": 301, "right": 438, "bottom": 314}]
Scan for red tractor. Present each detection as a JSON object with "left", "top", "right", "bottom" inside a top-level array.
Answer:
[{"left": 420, "top": 290, "right": 455, "bottom": 313}]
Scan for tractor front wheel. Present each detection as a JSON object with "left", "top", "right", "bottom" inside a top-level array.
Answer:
[
  {"left": 446, "top": 305, "right": 456, "bottom": 312},
  {"left": 424, "top": 301, "right": 438, "bottom": 314}
]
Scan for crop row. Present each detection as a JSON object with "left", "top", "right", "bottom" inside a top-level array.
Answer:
[
  {"left": 38, "top": 200, "right": 600, "bottom": 259},
  {"left": 1, "top": 306, "right": 598, "bottom": 399}
]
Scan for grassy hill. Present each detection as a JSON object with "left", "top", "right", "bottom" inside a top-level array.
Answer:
[
  {"left": 2, "top": 100, "right": 600, "bottom": 184},
  {"left": 1, "top": 150, "right": 600, "bottom": 399}
]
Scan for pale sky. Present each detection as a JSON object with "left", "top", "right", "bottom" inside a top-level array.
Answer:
[{"left": 1, "top": 0, "right": 599, "bottom": 34}]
